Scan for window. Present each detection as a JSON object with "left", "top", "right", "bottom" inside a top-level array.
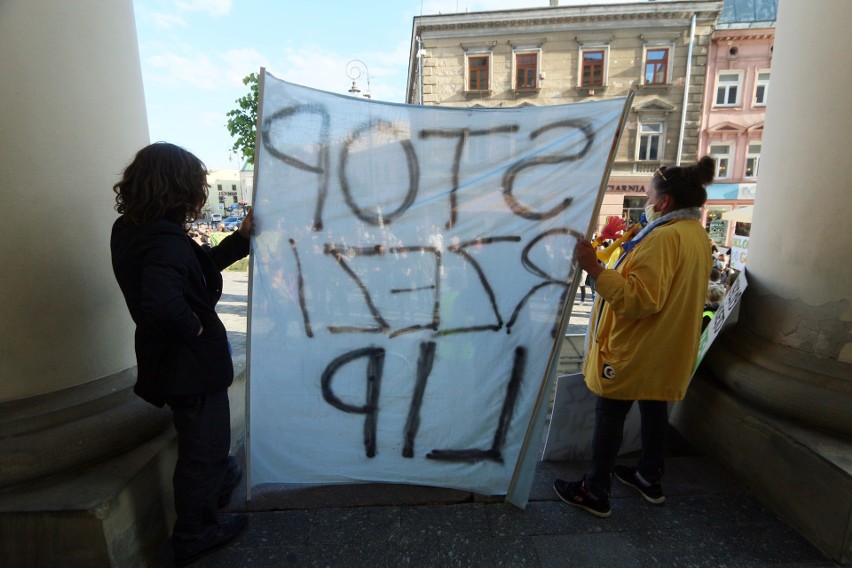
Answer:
[
  {"left": 644, "top": 47, "right": 669, "bottom": 84},
  {"left": 466, "top": 54, "right": 490, "bottom": 91},
  {"left": 638, "top": 122, "right": 663, "bottom": 161},
  {"left": 623, "top": 197, "right": 647, "bottom": 226},
  {"left": 514, "top": 51, "right": 538, "bottom": 90},
  {"left": 217, "top": 184, "right": 223, "bottom": 191},
  {"left": 715, "top": 72, "right": 742, "bottom": 106},
  {"left": 754, "top": 71, "right": 770, "bottom": 106},
  {"left": 745, "top": 143, "right": 761, "bottom": 178},
  {"left": 581, "top": 49, "right": 606, "bottom": 87},
  {"left": 231, "top": 184, "right": 237, "bottom": 191},
  {"left": 705, "top": 207, "right": 732, "bottom": 244},
  {"left": 710, "top": 144, "right": 733, "bottom": 179}
]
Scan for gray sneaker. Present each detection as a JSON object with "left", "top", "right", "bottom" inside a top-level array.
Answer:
[
  {"left": 614, "top": 465, "right": 665, "bottom": 504},
  {"left": 553, "top": 478, "right": 612, "bottom": 518},
  {"left": 174, "top": 514, "right": 248, "bottom": 566}
]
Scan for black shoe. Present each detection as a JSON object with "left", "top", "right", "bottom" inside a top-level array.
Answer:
[
  {"left": 553, "top": 478, "right": 611, "bottom": 518},
  {"left": 174, "top": 514, "right": 248, "bottom": 566},
  {"left": 614, "top": 465, "right": 665, "bottom": 504},
  {"left": 218, "top": 457, "right": 243, "bottom": 508}
]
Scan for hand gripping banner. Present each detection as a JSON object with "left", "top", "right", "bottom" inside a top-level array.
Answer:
[{"left": 248, "top": 70, "right": 627, "bottom": 498}]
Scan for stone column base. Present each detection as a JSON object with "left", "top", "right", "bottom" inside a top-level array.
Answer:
[
  {"left": 671, "top": 369, "right": 852, "bottom": 565},
  {"left": 0, "top": 366, "right": 246, "bottom": 567},
  {"left": 0, "top": 430, "right": 177, "bottom": 566}
]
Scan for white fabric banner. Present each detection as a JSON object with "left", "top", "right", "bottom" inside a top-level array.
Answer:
[{"left": 248, "top": 72, "right": 625, "bottom": 495}]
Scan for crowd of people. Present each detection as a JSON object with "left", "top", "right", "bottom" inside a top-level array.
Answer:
[
  {"left": 189, "top": 220, "right": 238, "bottom": 247},
  {"left": 702, "top": 244, "right": 740, "bottom": 330}
]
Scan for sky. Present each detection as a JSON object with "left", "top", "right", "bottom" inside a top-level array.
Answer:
[{"left": 133, "top": 0, "right": 643, "bottom": 170}]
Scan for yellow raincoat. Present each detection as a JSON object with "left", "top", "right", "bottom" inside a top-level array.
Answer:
[{"left": 584, "top": 219, "right": 712, "bottom": 401}]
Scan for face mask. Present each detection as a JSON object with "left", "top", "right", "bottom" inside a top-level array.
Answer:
[{"left": 644, "top": 203, "right": 661, "bottom": 223}]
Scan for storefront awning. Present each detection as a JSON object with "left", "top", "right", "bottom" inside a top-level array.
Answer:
[
  {"left": 722, "top": 205, "right": 753, "bottom": 223},
  {"left": 706, "top": 182, "right": 757, "bottom": 200}
]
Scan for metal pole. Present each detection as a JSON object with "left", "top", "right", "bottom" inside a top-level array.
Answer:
[
  {"left": 417, "top": 36, "right": 424, "bottom": 105},
  {"left": 505, "top": 91, "right": 636, "bottom": 509},
  {"left": 245, "top": 66, "right": 266, "bottom": 502},
  {"left": 676, "top": 13, "right": 696, "bottom": 166}
]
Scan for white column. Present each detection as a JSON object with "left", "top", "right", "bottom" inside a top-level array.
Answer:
[
  {"left": 743, "top": 0, "right": 852, "bottom": 362},
  {"left": 0, "top": 0, "right": 148, "bottom": 401},
  {"left": 700, "top": 0, "right": 852, "bottom": 440}
]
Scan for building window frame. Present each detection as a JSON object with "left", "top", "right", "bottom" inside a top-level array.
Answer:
[
  {"left": 637, "top": 120, "right": 665, "bottom": 162},
  {"left": 714, "top": 70, "right": 743, "bottom": 107},
  {"left": 623, "top": 196, "right": 648, "bottom": 227},
  {"left": 642, "top": 45, "right": 671, "bottom": 85},
  {"left": 754, "top": 69, "right": 770, "bottom": 107},
  {"left": 578, "top": 46, "right": 608, "bottom": 89},
  {"left": 465, "top": 50, "right": 492, "bottom": 93},
  {"left": 512, "top": 49, "right": 541, "bottom": 91},
  {"left": 710, "top": 143, "right": 734, "bottom": 179},
  {"left": 745, "top": 142, "right": 762, "bottom": 179}
]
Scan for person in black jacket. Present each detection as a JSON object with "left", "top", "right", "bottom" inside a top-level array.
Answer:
[{"left": 111, "top": 142, "right": 252, "bottom": 566}]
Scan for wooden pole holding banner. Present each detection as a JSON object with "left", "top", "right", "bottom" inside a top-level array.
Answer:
[
  {"left": 244, "top": 67, "right": 267, "bottom": 502},
  {"left": 505, "top": 90, "right": 635, "bottom": 509}
]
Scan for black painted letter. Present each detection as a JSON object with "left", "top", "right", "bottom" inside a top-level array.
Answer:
[{"left": 321, "top": 347, "right": 386, "bottom": 458}]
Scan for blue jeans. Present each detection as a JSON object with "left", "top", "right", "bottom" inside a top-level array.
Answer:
[
  {"left": 585, "top": 396, "right": 668, "bottom": 497},
  {"left": 167, "top": 389, "right": 231, "bottom": 547}
]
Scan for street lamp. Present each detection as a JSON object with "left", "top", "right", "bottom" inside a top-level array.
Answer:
[{"left": 346, "top": 59, "right": 371, "bottom": 99}]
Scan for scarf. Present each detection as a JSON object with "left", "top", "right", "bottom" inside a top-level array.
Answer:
[{"left": 616, "top": 207, "right": 702, "bottom": 268}]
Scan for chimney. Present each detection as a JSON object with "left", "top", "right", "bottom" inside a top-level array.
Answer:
[{"left": 550, "top": 0, "right": 558, "bottom": 6}]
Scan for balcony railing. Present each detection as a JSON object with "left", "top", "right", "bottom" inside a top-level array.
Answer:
[{"left": 633, "top": 162, "right": 661, "bottom": 174}]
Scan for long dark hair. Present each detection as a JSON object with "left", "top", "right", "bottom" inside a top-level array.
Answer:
[
  {"left": 113, "top": 142, "right": 208, "bottom": 226},
  {"left": 652, "top": 155, "right": 715, "bottom": 209}
]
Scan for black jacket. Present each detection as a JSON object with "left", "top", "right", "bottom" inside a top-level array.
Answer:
[{"left": 111, "top": 217, "right": 250, "bottom": 407}]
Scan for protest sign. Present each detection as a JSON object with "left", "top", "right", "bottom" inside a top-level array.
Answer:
[
  {"left": 730, "top": 235, "right": 749, "bottom": 270},
  {"left": 248, "top": 72, "right": 627, "bottom": 496},
  {"left": 695, "top": 269, "right": 749, "bottom": 371}
]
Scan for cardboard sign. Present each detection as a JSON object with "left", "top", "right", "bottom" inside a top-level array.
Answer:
[
  {"left": 695, "top": 269, "right": 749, "bottom": 371},
  {"left": 542, "top": 373, "right": 641, "bottom": 461}
]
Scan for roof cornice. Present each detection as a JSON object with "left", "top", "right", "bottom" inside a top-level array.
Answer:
[
  {"left": 712, "top": 27, "right": 775, "bottom": 42},
  {"left": 413, "top": 1, "right": 724, "bottom": 34}
]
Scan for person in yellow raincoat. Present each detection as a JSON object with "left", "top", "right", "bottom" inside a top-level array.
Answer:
[{"left": 554, "top": 156, "right": 715, "bottom": 518}]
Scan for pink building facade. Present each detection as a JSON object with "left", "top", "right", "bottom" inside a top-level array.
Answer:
[{"left": 699, "top": 23, "right": 774, "bottom": 246}]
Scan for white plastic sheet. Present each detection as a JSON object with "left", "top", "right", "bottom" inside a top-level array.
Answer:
[{"left": 248, "top": 72, "right": 625, "bottom": 495}]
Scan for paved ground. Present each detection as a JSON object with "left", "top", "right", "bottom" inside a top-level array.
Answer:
[{"left": 159, "top": 272, "right": 835, "bottom": 567}]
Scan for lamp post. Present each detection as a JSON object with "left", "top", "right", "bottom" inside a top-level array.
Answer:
[{"left": 346, "top": 59, "right": 371, "bottom": 99}]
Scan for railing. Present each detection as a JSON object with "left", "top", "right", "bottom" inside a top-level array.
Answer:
[{"left": 633, "top": 162, "right": 661, "bottom": 174}]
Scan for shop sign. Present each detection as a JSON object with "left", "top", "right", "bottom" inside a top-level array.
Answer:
[
  {"left": 606, "top": 183, "right": 646, "bottom": 193},
  {"left": 708, "top": 219, "right": 728, "bottom": 242}
]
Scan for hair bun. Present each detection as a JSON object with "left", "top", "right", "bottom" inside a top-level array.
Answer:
[{"left": 696, "top": 155, "right": 715, "bottom": 184}]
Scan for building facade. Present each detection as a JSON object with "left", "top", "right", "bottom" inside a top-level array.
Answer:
[
  {"left": 406, "top": 1, "right": 723, "bottom": 233},
  {"left": 204, "top": 166, "right": 253, "bottom": 221},
  {"left": 700, "top": 0, "right": 776, "bottom": 246}
]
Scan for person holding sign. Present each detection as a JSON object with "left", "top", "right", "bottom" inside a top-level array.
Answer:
[
  {"left": 110, "top": 142, "right": 252, "bottom": 565},
  {"left": 554, "top": 157, "right": 715, "bottom": 518}
]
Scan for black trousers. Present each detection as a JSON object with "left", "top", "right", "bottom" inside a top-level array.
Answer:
[
  {"left": 167, "top": 389, "right": 231, "bottom": 546},
  {"left": 586, "top": 396, "right": 668, "bottom": 497}
]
